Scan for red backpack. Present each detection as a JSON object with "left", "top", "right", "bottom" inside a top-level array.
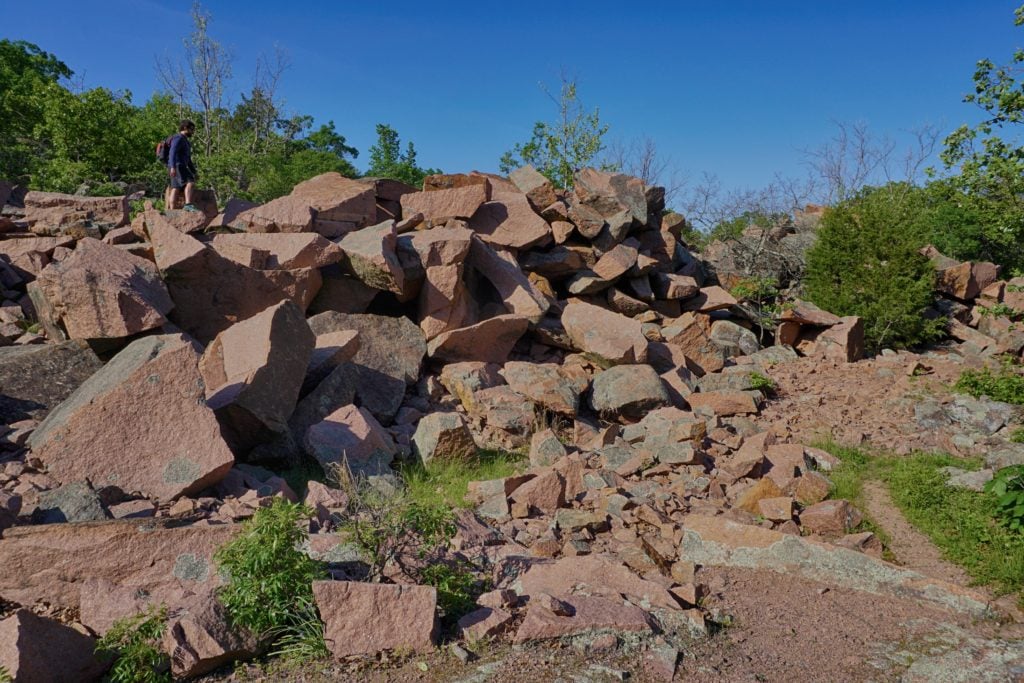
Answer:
[{"left": 155, "top": 134, "right": 176, "bottom": 165}]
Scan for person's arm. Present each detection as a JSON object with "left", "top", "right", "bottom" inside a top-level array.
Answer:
[{"left": 168, "top": 135, "right": 182, "bottom": 173}]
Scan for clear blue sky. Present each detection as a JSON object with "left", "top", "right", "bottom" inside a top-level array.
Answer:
[{"left": 6, "top": 1, "right": 1022, "bottom": 192}]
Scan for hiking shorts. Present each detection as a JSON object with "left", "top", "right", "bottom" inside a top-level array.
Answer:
[{"left": 169, "top": 164, "right": 196, "bottom": 189}]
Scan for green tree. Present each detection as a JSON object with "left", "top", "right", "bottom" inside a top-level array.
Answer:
[
  {"left": 499, "top": 77, "right": 609, "bottom": 188},
  {"left": 941, "top": 4, "right": 1024, "bottom": 273},
  {"left": 804, "top": 184, "right": 945, "bottom": 353},
  {"left": 365, "top": 123, "right": 438, "bottom": 187}
]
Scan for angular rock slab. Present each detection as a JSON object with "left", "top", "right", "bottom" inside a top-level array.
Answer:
[
  {"left": 147, "top": 210, "right": 315, "bottom": 343},
  {"left": 29, "top": 237, "right": 172, "bottom": 341},
  {"left": 427, "top": 315, "right": 530, "bottom": 364},
  {"left": 0, "top": 341, "right": 102, "bottom": 422},
  {"left": 512, "top": 595, "right": 654, "bottom": 643},
  {"left": 412, "top": 411, "right": 478, "bottom": 463},
  {"left": 28, "top": 334, "right": 235, "bottom": 501},
  {"left": 162, "top": 587, "right": 261, "bottom": 679},
  {"left": 313, "top": 581, "right": 438, "bottom": 657},
  {"left": 0, "top": 609, "right": 106, "bottom": 683},
  {"left": 469, "top": 191, "right": 551, "bottom": 250},
  {"left": 466, "top": 236, "right": 550, "bottom": 323},
  {"left": 291, "top": 172, "right": 377, "bottom": 226},
  {"left": 0, "top": 519, "right": 237, "bottom": 611},
  {"left": 590, "top": 364, "right": 671, "bottom": 419},
  {"left": 201, "top": 300, "right": 315, "bottom": 451},
  {"left": 501, "top": 361, "right": 588, "bottom": 415},
  {"left": 338, "top": 220, "right": 406, "bottom": 294},
  {"left": 562, "top": 300, "right": 648, "bottom": 365},
  {"left": 210, "top": 232, "right": 343, "bottom": 269},
  {"left": 680, "top": 515, "right": 991, "bottom": 616},
  {"left": 305, "top": 404, "right": 397, "bottom": 478}
]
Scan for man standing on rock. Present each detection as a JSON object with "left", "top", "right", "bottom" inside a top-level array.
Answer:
[{"left": 167, "top": 119, "right": 199, "bottom": 212}]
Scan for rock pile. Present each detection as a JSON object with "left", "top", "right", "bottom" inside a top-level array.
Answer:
[{"left": 0, "top": 168, "right": 1007, "bottom": 680}]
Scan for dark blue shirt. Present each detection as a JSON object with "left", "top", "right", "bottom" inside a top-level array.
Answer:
[{"left": 168, "top": 133, "right": 192, "bottom": 169}]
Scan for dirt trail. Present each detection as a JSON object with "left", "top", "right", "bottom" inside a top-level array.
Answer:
[{"left": 861, "top": 480, "right": 976, "bottom": 587}]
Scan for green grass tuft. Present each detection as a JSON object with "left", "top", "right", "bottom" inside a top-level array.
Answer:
[{"left": 401, "top": 448, "right": 523, "bottom": 510}]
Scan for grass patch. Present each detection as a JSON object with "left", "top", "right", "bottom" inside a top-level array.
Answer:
[
  {"left": 401, "top": 448, "right": 523, "bottom": 510},
  {"left": 954, "top": 362, "right": 1024, "bottom": 405},
  {"left": 817, "top": 442, "right": 1024, "bottom": 601}
]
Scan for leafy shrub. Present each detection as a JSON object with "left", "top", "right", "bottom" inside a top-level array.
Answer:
[
  {"left": 954, "top": 363, "right": 1024, "bottom": 406},
  {"left": 214, "top": 499, "right": 326, "bottom": 638},
  {"left": 419, "top": 561, "right": 486, "bottom": 626},
  {"left": 804, "top": 184, "right": 945, "bottom": 353},
  {"left": 95, "top": 605, "right": 170, "bottom": 683},
  {"left": 749, "top": 372, "right": 776, "bottom": 393},
  {"left": 986, "top": 465, "right": 1024, "bottom": 532}
]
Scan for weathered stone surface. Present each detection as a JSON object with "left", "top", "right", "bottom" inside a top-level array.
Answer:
[
  {"left": 501, "top": 361, "right": 587, "bottom": 415},
  {"left": 305, "top": 328, "right": 360, "bottom": 392},
  {"left": 593, "top": 241, "right": 639, "bottom": 281},
  {"left": 412, "top": 411, "right": 477, "bottom": 463},
  {"left": 662, "top": 313, "right": 727, "bottom": 376},
  {"left": 591, "top": 364, "right": 670, "bottom": 418},
  {"left": 24, "top": 190, "right": 128, "bottom": 230},
  {"left": 29, "top": 237, "right": 173, "bottom": 340},
  {"left": 562, "top": 300, "right": 648, "bottom": 365},
  {"left": 419, "top": 264, "right": 472, "bottom": 340},
  {"left": 511, "top": 554, "right": 679, "bottom": 610},
  {"left": 28, "top": 334, "right": 234, "bottom": 501},
  {"left": 652, "top": 273, "right": 699, "bottom": 300},
  {"left": 162, "top": 588, "right": 260, "bottom": 679},
  {"left": 509, "top": 165, "right": 557, "bottom": 209},
  {"left": 0, "top": 519, "right": 236, "bottom": 611},
  {"left": 470, "top": 192, "right": 551, "bottom": 250},
  {"left": 680, "top": 515, "right": 990, "bottom": 616},
  {"left": 680, "top": 286, "right": 737, "bottom": 312},
  {"left": 508, "top": 468, "right": 565, "bottom": 514},
  {"left": 35, "top": 481, "right": 108, "bottom": 524},
  {"left": 427, "top": 315, "right": 529, "bottom": 364},
  {"left": 710, "top": 320, "right": 760, "bottom": 357},
  {"left": 308, "top": 268, "right": 380, "bottom": 315},
  {"left": 0, "top": 609, "right": 106, "bottom": 683},
  {"left": 314, "top": 581, "right": 437, "bottom": 657},
  {"left": 0, "top": 341, "right": 102, "bottom": 422},
  {"left": 305, "top": 404, "right": 397, "bottom": 478},
  {"left": 201, "top": 300, "right": 315, "bottom": 451},
  {"left": 529, "top": 428, "right": 568, "bottom": 467},
  {"left": 147, "top": 210, "right": 311, "bottom": 343},
  {"left": 815, "top": 316, "right": 864, "bottom": 362},
  {"left": 306, "top": 312, "right": 425, "bottom": 423},
  {"left": 235, "top": 194, "right": 316, "bottom": 233},
  {"left": 0, "top": 235, "right": 75, "bottom": 278},
  {"left": 573, "top": 168, "right": 647, "bottom": 224},
  {"left": 291, "top": 172, "right": 377, "bottom": 227},
  {"left": 799, "top": 499, "right": 863, "bottom": 536},
  {"left": 401, "top": 185, "right": 490, "bottom": 227},
  {"left": 780, "top": 300, "right": 841, "bottom": 326},
  {"left": 458, "top": 606, "right": 514, "bottom": 642},
  {"left": 439, "top": 362, "right": 505, "bottom": 411},
  {"left": 211, "top": 232, "right": 343, "bottom": 269},
  {"left": 467, "top": 236, "right": 550, "bottom": 322},
  {"left": 513, "top": 595, "right": 654, "bottom": 643},
  {"left": 338, "top": 220, "right": 406, "bottom": 294}
]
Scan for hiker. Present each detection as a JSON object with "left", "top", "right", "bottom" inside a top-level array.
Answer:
[{"left": 165, "top": 119, "right": 199, "bottom": 212}]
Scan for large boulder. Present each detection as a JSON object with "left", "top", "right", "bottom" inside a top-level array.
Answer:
[
  {"left": 427, "top": 315, "right": 530, "bottom": 364},
  {"left": 147, "top": 210, "right": 315, "bottom": 343},
  {"left": 561, "top": 300, "right": 648, "bottom": 365},
  {"left": 400, "top": 184, "right": 490, "bottom": 228},
  {"left": 466, "top": 236, "right": 550, "bottom": 322},
  {"left": 572, "top": 168, "right": 648, "bottom": 225},
  {"left": 469, "top": 192, "right": 551, "bottom": 250},
  {"left": 306, "top": 312, "right": 425, "bottom": 424},
  {"left": 0, "top": 235, "right": 75, "bottom": 278},
  {"left": 313, "top": 581, "right": 437, "bottom": 658},
  {"left": 419, "top": 263, "right": 473, "bottom": 340},
  {"left": 411, "top": 412, "right": 478, "bottom": 463},
  {"left": 28, "top": 237, "right": 173, "bottom": 341},
  {"left": 0, "top": 341, "right": 102, "bottom": 422},
  {"left": 234, "top": 194, "right": 316, "bottom": 233},
  {"left": 508, "top": 165, "right": 557, "bottom": 209},
  {"left": 210, "top": 232, "right": 343, "bottom": 269},
  {"left": 0, "top": 609, "right": 106, "bottom": 683},
  {"left": 161, "top": 588, "right": 260, "bottom": 679},
  {"left": 28, "top": 334, "right": 235, "bottom": 501},
  {"left": 305, "top": 404, "right": 397, "bottom": 478},
  {"left": 338, "top": 220, "right": 406, "bottom": 294},
  {"left": 200, "top": 300, "right": 315, "bottom": 452},
  {"left": 591, "top": 364, "right": 671, "bottom": 419},
  {"left": 500, "top": 361, "right": 588, "bottom": 415},
  {"left": 23, "top": 190, "right": 128, "bottom": 233},
  {"left": 0, "top": 519, "right": 236, "bottom": 611},
  {"left": 291, "top": 172, "right": 377, "bottom": 229}
]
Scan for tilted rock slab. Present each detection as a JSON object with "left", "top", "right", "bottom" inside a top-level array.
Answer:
[
  {"left": 561, "top": 300, "right": 648, "bottom": 365},
  {"left": 0, "top": 341, "right": 102, "bottom": 422},
  {"left": 28, "top": 237, "right": 173, "bottom": 341},
  {"left": 162, "top": 587, "right": 261, "bottom": 679},
  {"left": 0, "top": 519, "right": 237, "bottom": 611},
  {"left": 0, "top": 609, "right": 107, "bottom": 683},
  {"left": 210, "top": 232, "right": 343, "bottom": 269},
  {"left": 28, "top": 334, "right": 235, "bottom": 501},
  {"left": 314, "top": 581, "right": 438, "bottom": 658},
  {"left": 201, "top": 300, "right": 315, "bottom": 452},
  {"left": 680, "top": 515, "right": 991, "bottom": 617}
]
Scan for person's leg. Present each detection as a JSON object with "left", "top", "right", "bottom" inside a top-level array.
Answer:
[
  {"left": 168, "top": 187, "right": 180, "bottom": 209},
  {"left": 184, "top": 181, "right": 195, "bottom": 207}
]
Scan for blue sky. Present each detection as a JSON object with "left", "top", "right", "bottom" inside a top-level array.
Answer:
[{"left": 6, "top": 1, "right": 1022, "bottom": 192}]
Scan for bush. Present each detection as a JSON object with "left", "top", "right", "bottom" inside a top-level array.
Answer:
[
  {"left": 94, "top": 605, "right": 170, "bottom": 683},
  {"left": 955, "top": 362, "right": 1024, "bottom": 405},
  {"left": 214, "top": 499, "right": 326, "bottom": 638},
  {"left": 804, "top": 184, "right": 945, "bottom": 353}
]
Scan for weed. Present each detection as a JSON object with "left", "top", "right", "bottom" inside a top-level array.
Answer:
[
  {"left": 954, "top": 361, "right": 1024, "bottom": 405},
  {"left": 0, "top": 666, "right": 11, "bottom": 683},
  {"left": 215, "top": 499, "right": 326, "bottom": 642},
  {"left": 985, "top": 465, "right": 1024, "bottom": 532},
  {"left": 401, "top": 449, "right": 522, "bottom": 510},
  {"left": 267, "top": 597, "right": 330, "bottom": 663},
  {"left": 979, "top": 303, "right": 1022, "bottom": 320},
  {"left": 95, "top": 605, "right": 170, "bottom": 683},
  {"left": 1011, "top": 427, "right": 1024, "bottom": 443},
  {"left": 749, "top": 372, "right": 776, "bottom": 393},
  {"left": 419, "top": 561, "right": 487, "bottom": 626}
]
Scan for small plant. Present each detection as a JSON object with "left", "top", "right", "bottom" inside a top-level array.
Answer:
[
  {"left": 215, "top": 499, "right": 326, "bottom": 639},
  {"left": 419, "top": 561, "right": 485, "bottom": 627},
  {"left": 95, "top": 605, "right": 170, "bottom": 683},
  {"left": 1010, "top": 427, "right": 1024, "bottom": 443},
  {"left": 729, "top": 277, "right": 781, "bottom": 333},
  {"left": 986, "top": 465, "right": 1024, "bottom": 532},
  {"left": 979, "top": 303, "right": 1022, "bottom": 320},
  {"left": 955, "top": 362, "right": 1024, "bottom": 406},
  {"left": 749, "top": 372, "right": 776, "bottom": 393},
  {"left": 0, "top": 665, "right": 12, "bottom": 683},
  {"left": 268, "top": 597, "right": 331, "bottom": 663}
]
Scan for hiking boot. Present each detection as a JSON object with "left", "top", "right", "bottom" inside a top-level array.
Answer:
[{"left": 183, "top": 203, "right": 200, "bottom": 213}]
